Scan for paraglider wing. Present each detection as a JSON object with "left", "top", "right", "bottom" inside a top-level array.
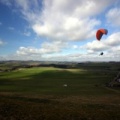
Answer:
[{"left": 96, "top": 29, "right": 108, "bottom": 40}]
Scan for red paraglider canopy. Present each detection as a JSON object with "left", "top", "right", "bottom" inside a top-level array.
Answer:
[{"left": 96, "top": 29, "right": 108, "bottom": 40}]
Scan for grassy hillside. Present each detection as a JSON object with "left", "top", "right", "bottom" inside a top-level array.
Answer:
[
  {"left": 0, "top": 67, "right": 119, "bottom": 95},
  {"left": 0, "top": 64, "right": 120, "bottom": 120}
]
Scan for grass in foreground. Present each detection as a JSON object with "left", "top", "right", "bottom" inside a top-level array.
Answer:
[
  {"left": 0, "top": 94, "right": 120, "bottom": 120},
  {"left": 0, "top": 67, "right": 120, "bottom": 120}
]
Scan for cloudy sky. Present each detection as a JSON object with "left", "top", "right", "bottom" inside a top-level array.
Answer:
[{"left": 0, "top": 0, "right": 120, "bottom": 61}]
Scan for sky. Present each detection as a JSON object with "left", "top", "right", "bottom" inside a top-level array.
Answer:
[{"left": 0, "top": 0, "right": 120, "bottom": 62}]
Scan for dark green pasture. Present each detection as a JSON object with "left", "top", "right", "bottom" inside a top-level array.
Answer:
[
  {"left": 0, "top": 67, "right": 118, "bottom": 95},
  {"left": 0, "top": 66, "right": 120, "bottom": 120}
]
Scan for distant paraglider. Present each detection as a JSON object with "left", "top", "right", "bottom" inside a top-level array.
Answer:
[
  {"left": 99, "top": 52, "right": 104, "bottom": 56},
  {"left": 96, "top": 29, "right": 108, "bottom": 41},
  {"left": 96, "top": 29, "right": 108, "bottom": 56}
]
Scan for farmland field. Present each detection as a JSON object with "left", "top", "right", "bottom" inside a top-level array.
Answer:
[{"left": 0, "top": 62, "right": 120, "bottom": 120}]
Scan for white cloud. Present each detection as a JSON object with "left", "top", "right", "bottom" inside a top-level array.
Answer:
[
  {"left": 82, "top": 32, "right": 120, "bottom": 55},
  {"left": 106, "top": 7, "right": 120, "bottom": 27},
  {"left": 15, "top": 32, "right": 120, "bottom": 61},
  {"left": 108, "top": 46, "right": 120, "bottom": 59},
  {"left": 1, "top": 0, "right": 113, "bottom": 41},
  {"left": 23, "top": 31, "right": 31, "bottom": 36},
  {"left": 32, "top": 0, "right": 112, "bottom": 41},
  {"left": 0, "top": 40, "right": 5, "bottom": 46},
  {"left": 16, "top": 41, "right": 68, "bottom": 56},
  {"left": 0, "top": 0, "right": 12, "bottom": 7},
  {"left": 105, "top": 32, "right": 120, "bottom": 46},
  {"left": 16, "top": 47, "right": 37, "bottom": 55},
  {"left": 8, "top": 27, "right": 15, "bottom": 30},
  {"left": 42, "top": 52, "right": 120, "bottom": 62},
  {"left": 72, "top": 45, "right": 79, "bottom": 49},
  {"left": 84, "top": 40, "right": 107, "bottom": 52}
]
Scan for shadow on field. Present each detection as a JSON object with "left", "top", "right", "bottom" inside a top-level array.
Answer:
[{"left": 0, "top": 68, "right": 118, "bottom": 95}]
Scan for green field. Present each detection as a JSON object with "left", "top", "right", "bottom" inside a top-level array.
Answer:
[{"left": 0, "top": 63, "right": 120, "bottom": 120}]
